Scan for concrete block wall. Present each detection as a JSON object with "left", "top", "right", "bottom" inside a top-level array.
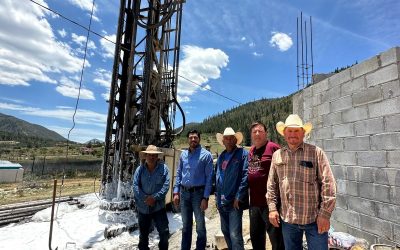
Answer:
[{"left": 293, "top": 47, "right": 400, "bottom": 246}]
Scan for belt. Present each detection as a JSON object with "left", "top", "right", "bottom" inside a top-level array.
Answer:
[{"left": 181, "top": 185, "right": 205, "bottom": 192}]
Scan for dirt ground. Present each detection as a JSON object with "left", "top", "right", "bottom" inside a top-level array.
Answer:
[{"left": 169, "top": 196, "right": 272, "bottom": 250}]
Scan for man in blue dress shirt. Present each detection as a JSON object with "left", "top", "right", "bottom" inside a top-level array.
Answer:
[
  {"left": 133, "top": 145, "right": 170, "bottom": 250},
  {"left": 173, "top": 129, "right": 214, "bottom": 250}
]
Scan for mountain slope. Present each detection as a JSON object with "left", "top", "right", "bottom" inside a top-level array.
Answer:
[{"left": 0, "top": 113, "right": 66, "bottom": 143}]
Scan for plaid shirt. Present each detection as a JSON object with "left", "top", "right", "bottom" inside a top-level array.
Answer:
[{"left": 266, "top": 143, "right": 336, "bottom": 225}]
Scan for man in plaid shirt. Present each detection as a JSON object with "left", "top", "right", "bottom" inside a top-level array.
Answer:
[{"left": 267, "top": 114, "right": 336, "bottom": 250}]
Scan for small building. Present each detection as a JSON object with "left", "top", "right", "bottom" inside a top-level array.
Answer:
[{"left": 0, "top": 160, "right": 24, "bottom": 183}]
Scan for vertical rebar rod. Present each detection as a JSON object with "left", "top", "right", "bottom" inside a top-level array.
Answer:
[
  {"left": 310, "top": 16, "right": 314, "bottom": 85},
  {"left": 300, "top": 12, "right": 304, "bottom": 89},
  {"left": 305, "top": 20, "right": 309, "bottom": 86},
  {"left": 296, "top": 17, "right": 299, "bottom": 90}
]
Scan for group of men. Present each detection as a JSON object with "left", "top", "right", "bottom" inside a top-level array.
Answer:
[{"left": 133, "top": 114, "right": 337, "bottom": 250}]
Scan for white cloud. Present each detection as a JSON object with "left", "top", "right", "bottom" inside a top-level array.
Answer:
[
  {"left": 100, "top": 34, "right": 116, "bottom": 59},
  {"left": 249, "top": 42, "right": 255, "bottom": 48},
  {"left": 177, "top": 96, "right": 191, "bottom": 103},
  {"left": 178, "top": 45, "right": 229, "bottom": 102},
  {"left": 241, "top": 36, "right": 246, "bottom": 41},
  {"left": 93, "top": 68, "right": 111, "bottom": 100},
  {"left": 269, "top": 32, "right": 293, "bottom": 52},
  {"left": 252, "top": 52, "right": 263, "bottom": 57},
  {"left": 47, "top": 125, "right": 105, "bottom": 143},
  {"left": 0, "top": 1, "right": 84, "bottom": 86},
  {"left": 56, "top": 76, "right": 95, "bottom": 100},
  {"left": 0, "top": 102, "right": 106, "bottom": 126},
  {"left": 67, "top": 0, "right": 99, "bottom": 21},
  {"left": 71, "top": 33, "right": 97, "bottom": 50},
  {"left": 58, "top": 29, "right": 67, "bottom": 38}
]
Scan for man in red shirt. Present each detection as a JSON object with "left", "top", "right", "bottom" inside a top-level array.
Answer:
[{"left": 247, "top": 122, "right": 284, "bottom": 250}]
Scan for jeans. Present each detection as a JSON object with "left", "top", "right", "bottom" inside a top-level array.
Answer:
[
  {"left": 180, "top": 188, "right": 207, "bottom": 250},
  {"left": 281, "top": 220, "right": 328, "bottom": 250},
  {"left": 249, "top": 206, "right": 285, "bottom": 250},
  {"left": 218, "top": 205, "right": 244, "bottom": 250},
  {"left": 138, "top": 208, "right": 169, "bottom": 250}
]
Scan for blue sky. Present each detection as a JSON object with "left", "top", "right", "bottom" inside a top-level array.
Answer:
[{"left": 0, "top": 0, "right": 399, "bottom": 143}]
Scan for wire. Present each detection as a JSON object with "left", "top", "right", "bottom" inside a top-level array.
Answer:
[{"left": 178, "top": 75, "right": 242, "bottom": 105}]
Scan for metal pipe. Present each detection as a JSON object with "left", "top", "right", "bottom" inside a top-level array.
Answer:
[
  {"left": 310, "top": 16, "right": 314, "bottom": 84},
  {"left": 300, "top": 12, "right": 304, "bottom": 89},
  {"left": 49, "top": 179, "right": 58, "bottom": 250}
]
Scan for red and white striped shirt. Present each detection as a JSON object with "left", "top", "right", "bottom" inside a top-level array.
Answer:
[{"left": 266, "top": 143, "right": 336, "bottom": 225}]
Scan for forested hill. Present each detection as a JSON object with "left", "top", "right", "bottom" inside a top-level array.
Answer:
[
  {"left": 0, "top": 113, "right": 67, "bottom": 146},
  {"left": 181, "top": 95, "right": 293, "bottom": 146}
]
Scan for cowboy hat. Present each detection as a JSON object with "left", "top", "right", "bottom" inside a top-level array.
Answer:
[
  {"left": 139, "top": 145, "right": 163, "bottom": 158},
  {"left": 276, "top": 114, "right": 313, "bottom": 136},
  {"left": 216, "top": 127, "right": 243, "bottom": 146}
]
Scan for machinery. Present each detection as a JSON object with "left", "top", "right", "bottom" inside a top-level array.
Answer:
[{"left": 99, "top": 0, "right": 186, "bottom": 219}]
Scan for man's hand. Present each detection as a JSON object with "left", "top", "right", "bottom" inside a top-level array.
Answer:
[
  {"left": 317, "top": 216, "right": 330, "bottom": 234},
  {"left": 233, "top": 199, "right": 240, "bottom": 209},
  {"left": 200, "top": 199, "right": 208, "bottom": 211},
  {"left": 269, "top": 211, "right": 280, "bottom": 227},
  {"left": 144, "top": 196, "right": 156, "bottom": 206},
  {"left": 173, "top": 193, "right": 180, "bottom": 207}
]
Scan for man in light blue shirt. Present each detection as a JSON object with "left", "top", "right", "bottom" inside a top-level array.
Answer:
[
  {"left": 173, "top": 129, "right": 214, "bottom": 250},
  {"left": 133, "top": 145, "right": 170, "bottom": 250}
]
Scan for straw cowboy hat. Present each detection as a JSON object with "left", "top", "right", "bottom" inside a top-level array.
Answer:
[
  {"left": 276, "top": 114, "right": 313, "bottom": 136},
  {"left": 216, "top": 127, "right": 243, "bottom": 146},
  {"left": 139, "top": 145, "right": 163, "bottom": 158}
]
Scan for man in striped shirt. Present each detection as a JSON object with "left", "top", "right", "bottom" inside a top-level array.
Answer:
[{"left": 267, "top": 114, "right": 336, "bottom": 250}]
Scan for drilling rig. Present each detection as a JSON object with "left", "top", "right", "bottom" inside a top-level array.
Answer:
[{"left": 99, "top": 0, "right": 186, "bottom": 227}]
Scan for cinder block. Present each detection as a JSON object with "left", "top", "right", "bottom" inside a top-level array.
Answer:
[
  {"left": 375, "top": 202, "right": 400, "bottom": 222},
  {"left": 323, "top": 138, "right": 344, "bottom": 151},
  {"left": 313, "top": 78, "right": 329, "bottom": 94},
  {"left": 347, "top": 180, "right": 359, "bottom": 196},
  {"left": 335, "top": 193, "right": 348, "bottom": 209},
  {"left": 303, "top": 108, "right": 312, "bottom": 121},
  {"left": 303, "top": 86, "right": 313, "bottom": 98},
  {"left": 355, "top": 117, "right": 384, "bottom": 136},
  {"left": 336, "top": 179, "right": 346, "bottom": 194},
  {"left": 292, "top": 92, "right": 302, "bottom": 115},
  {"left": 359, "top": 214, "right": 393, "bottom": 239},
  {"left": 374, "top": 168, "right": 400, "bottom": 186},
  {"left": 330, "top": 220, "right": 348, "bottom": 232},
  {"left": 312, "top": 93, "right": 322, "bottom": 106},
  {"left": 351, "top": 56, "right": 380, "bottom": 78},
  {"left": 369, "top": 97, "right": 400, "bottom": 118},
  {"left": 357, "top": 151, "right": 387, "bottom": 167},
  {"left": 321, "top": 85, "right": 340, "bottom": 103},
  {"left": 360, "top": 167, "right": 376, "bottom": 183},
  {"left": 341, "top": 76, "right": 366, "bottom": 97},
  {"left": 353, "top": 86, "right": 383, "bottom": 107},
  {"left": 394, "top": 223, "right": 400, "bottom": 243},
  {"left": 346, "top": 166, "right": 363, "bottom": 182},
  {"left": 382, "top": 79, "right": 400, "bottom": 99},
  {"left": 390, "top": 186, "right": 400, "bottom": 205},
  {"left": 333, "top": 152, "right": 357, "bottom": 165},
  {"left": 387, "top": 151, "right": 400, "bottom": 169},
  {"left": 322, "top": 112, "right": 342, "bottom": 126},
  {"left": 342, "top": 107, "right": 368, "bottom": 123},
  {"left": 359, "top": 182, "right": 375, "bottom": 199},
  {"left": 314, "top": 126, "right": 332, "bottom": 140},
  {"left": 332, "top": 123, "right": 355, "bottom": 138},
  {"left": 330, "top": 164, "right": 346, "bottom": 180},
  {"left": 346, "top": 225, "right": 378, "bottom": 245},
  {"left": 344, "top": 136, "right": 370, "bottom": 151},
  {"left": 331, "top": 96, "right": 353, "bottom": 113},
  {"left": 380, "top": 46, "right": 400, "bottom": 67},
  {"left": 330, "top": 69, "right": 351, "bottom": 87},
  {"left": 374, "top": 184, "right": 391, "bottom": 203},
  {"left": 347, "top": 196, "right": 376, "bottom": 217},
  {"left": 385, "top": 114, "right": 400, "bottom": 132},
  {"left": 332, "top": 207, "right": 360, "bottom": 227},
  {"left": 366, "top": 64, "right": 399, "bottom": 88},
  {"left": 371, "top": 133, "right": 400, "bottom": 150},
  {"left": 314, "top": 102, "right": 330, "bottom": 116}
]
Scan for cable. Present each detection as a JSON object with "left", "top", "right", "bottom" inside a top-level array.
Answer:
[
  {"left": 55, "top": 0, "right": 97, "bottom": 217},
  {"left": 178, "top": 75, "right": 242, "bottom": 105}
]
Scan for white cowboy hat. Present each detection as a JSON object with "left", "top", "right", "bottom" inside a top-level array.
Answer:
[
  {"left": 216, "top": 127, "right": 243, "bottom": 146},
  {"left": 276, "top": 114, "right": 313, "bottom": 136},
  {"left": 139, "top": 145, "right": 163, "bottom": 158}
]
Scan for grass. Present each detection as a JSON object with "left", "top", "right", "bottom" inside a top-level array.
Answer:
[{"left": 0, "top": 177, "right": 100, "bottom": 205}]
